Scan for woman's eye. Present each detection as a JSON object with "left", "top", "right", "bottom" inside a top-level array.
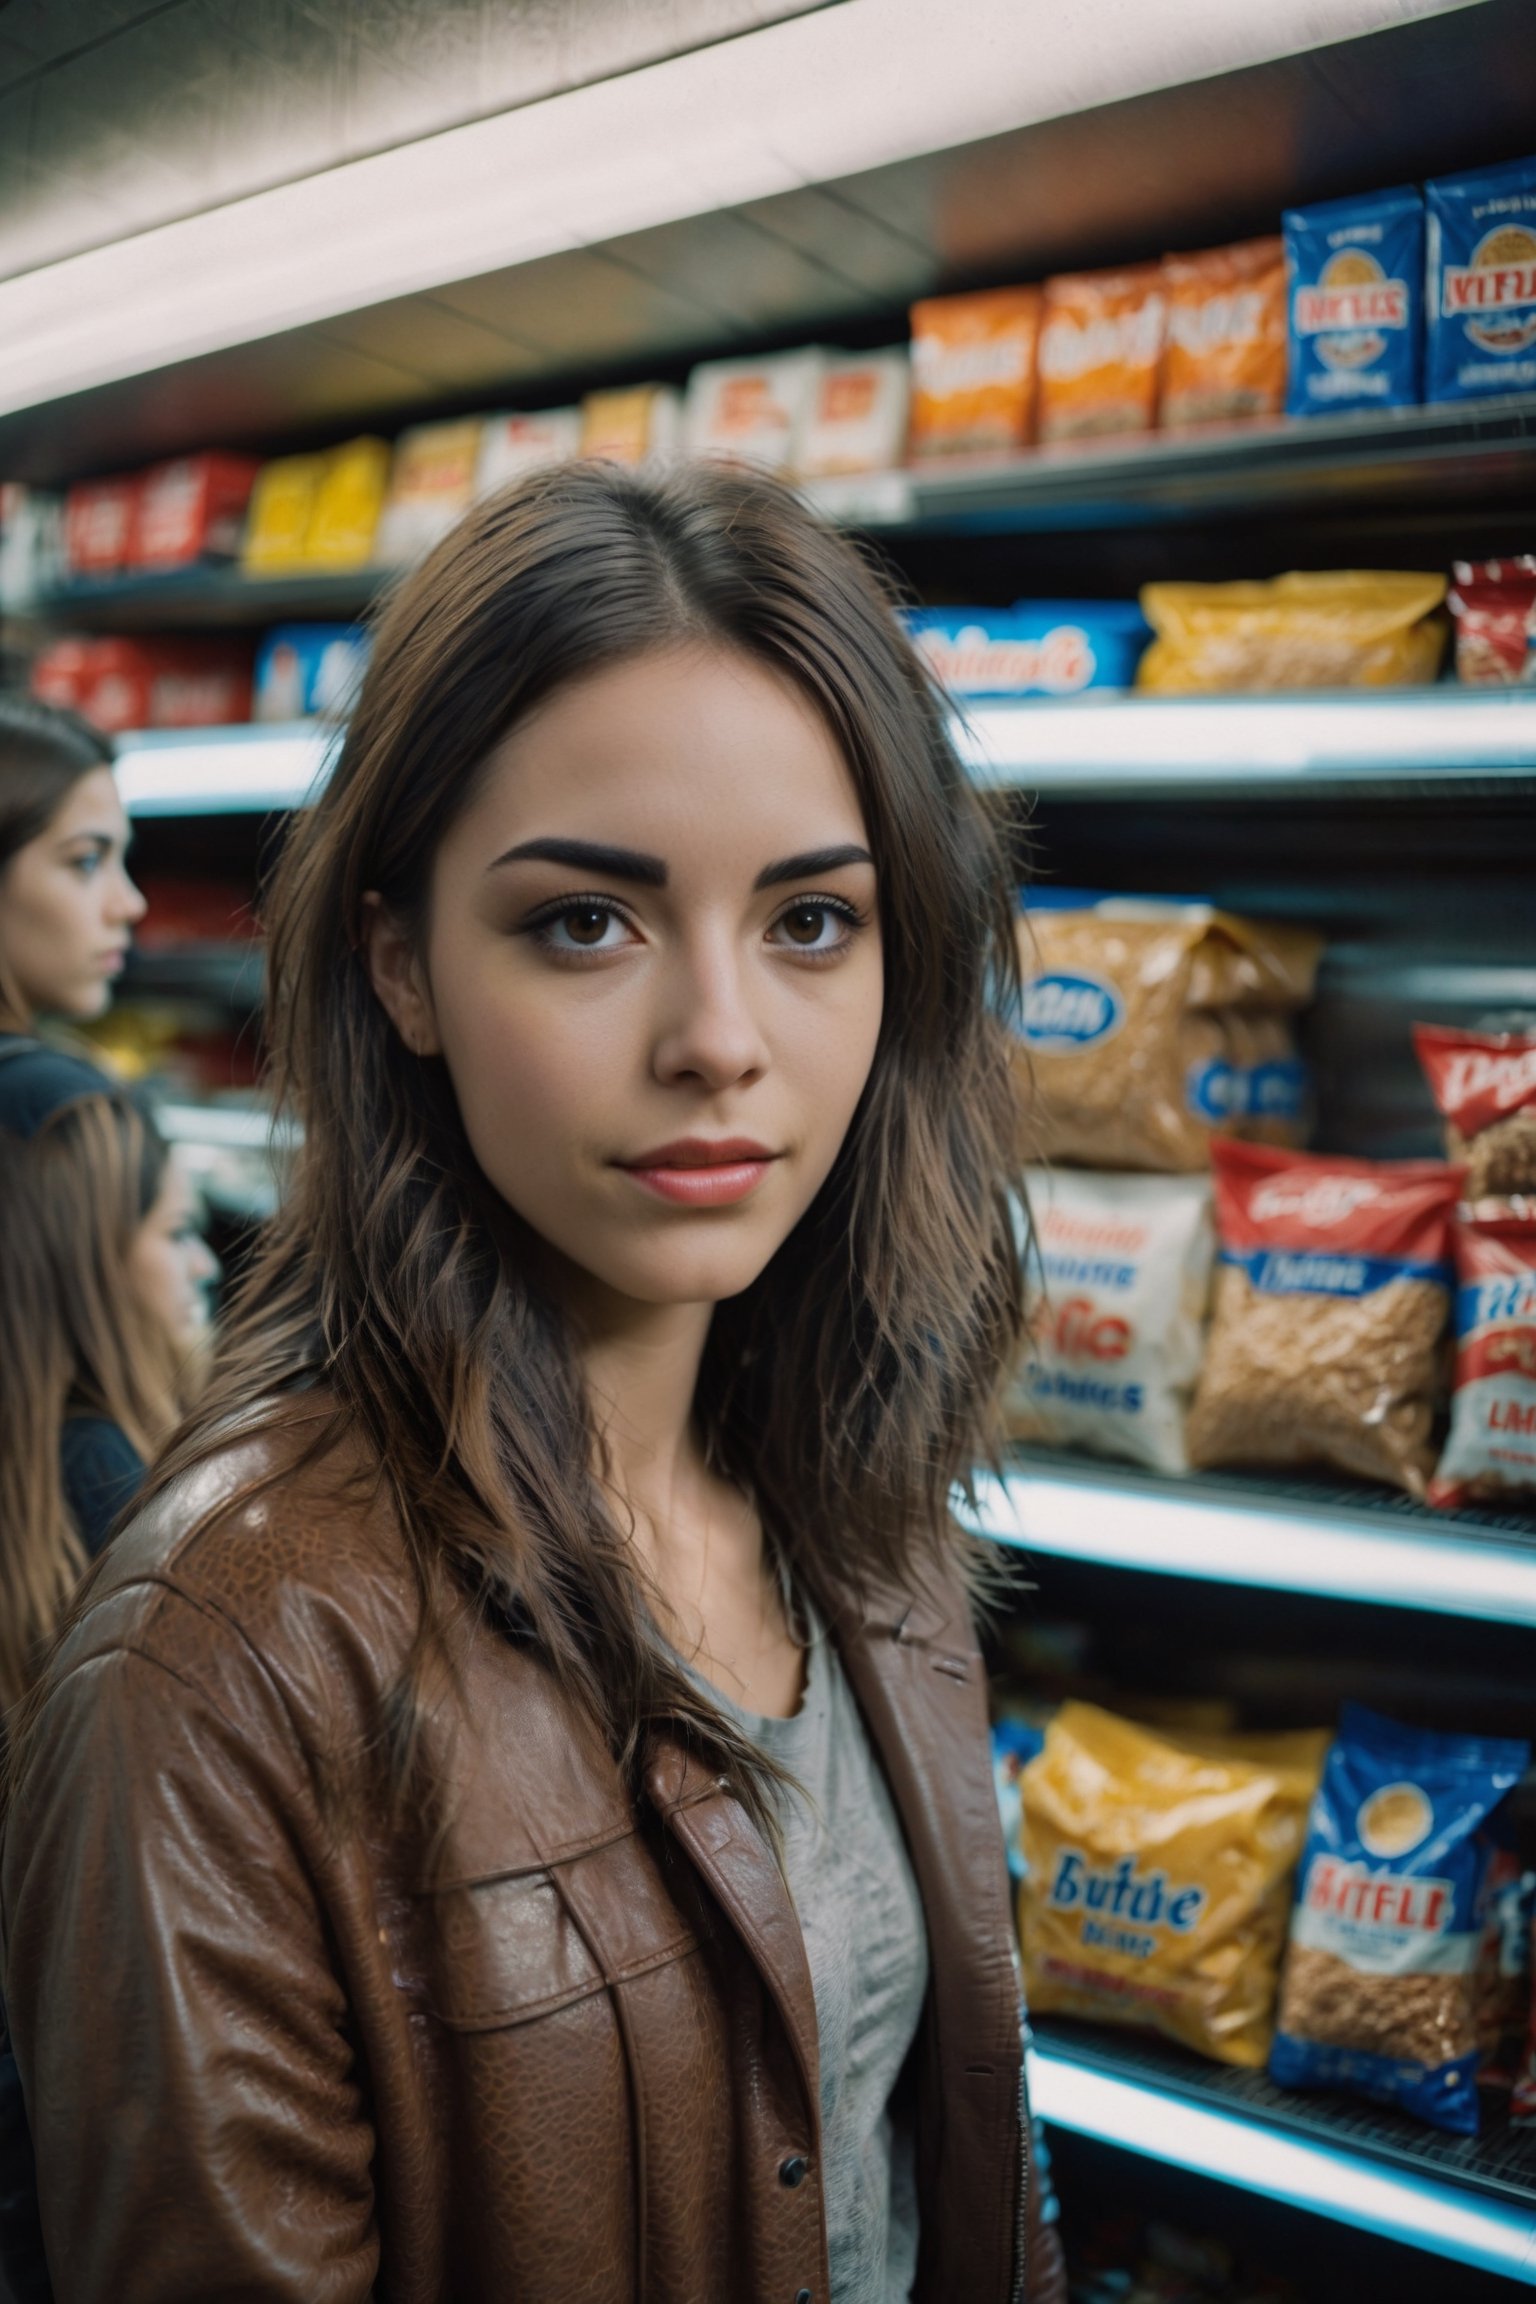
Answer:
[
  {"left": 771, "top": 899, "right": 858, "bottom": 954},
  {"left": 69, "top": 851, "right": 102, "bottom": 878},
  {"left": 528, "top": 899, "right": 633, "bottom": 956}
]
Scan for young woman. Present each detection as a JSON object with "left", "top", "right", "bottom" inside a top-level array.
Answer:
[{"left": 2, "top": 467, "right": 1065, "bottom": 2304}]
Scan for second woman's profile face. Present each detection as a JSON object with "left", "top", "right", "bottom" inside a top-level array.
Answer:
[
  {"left": 0, "top": 768, "right": 145, "bottom": 1024},
  {"left": 368, "top": 644, "right": 885, "bottom": 1316}
]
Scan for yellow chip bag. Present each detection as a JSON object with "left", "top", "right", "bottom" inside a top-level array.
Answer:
[
  {"left": 1136, "top": 570, "right": 1448, "bottom": 692},
  {"left": 1019, "top": 1702, "right": 1329, "bottom": 2067}
]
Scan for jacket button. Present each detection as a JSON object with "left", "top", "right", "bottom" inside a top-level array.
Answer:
[
  {"left": 779, "top": 2154, "right": 810, "bottom": 2188},
  {"left": 794, "top": 2292, "right": 813, "bottom": 2304}
]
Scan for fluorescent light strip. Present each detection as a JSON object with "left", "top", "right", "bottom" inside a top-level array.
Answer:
[
  {"left": 115, "top": 726, "right": 336, "bottom": 816},
  {"left": 955, "top": 690, "right": 1536, "bottom": 787},
  {"left": 964, "top": 1468, "right": 1536, "bottom": 1626},
  {"left": 154, "top": 1103, "right": 297, "bottom": 1153},
  {"left": 0, "top": 0, "right": 1466, "bottom": 415},
  {"left": 1029, "top": 2049, "right": 1536, "bottom": 2282}
]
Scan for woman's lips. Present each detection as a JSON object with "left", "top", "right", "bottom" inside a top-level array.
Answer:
[{"left": 618, "top": 1139, "right": 780, "bottom": 1208}]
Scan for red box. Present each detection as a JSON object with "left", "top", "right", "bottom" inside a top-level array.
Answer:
[
  {"left": 63, "top": 477, "right": 141, "bottom": 578},
  {"left": 129, "top": 454, "right": 262, "bottom": 570},
  {"left": 33, "top": 638, "right": 252, "bottom": 734}
]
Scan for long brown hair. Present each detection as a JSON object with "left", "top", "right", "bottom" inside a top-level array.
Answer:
[
  {"left": 0, "top": 1090, "right": 188, "bottom": 1711},
  {"left": 144, "top": 463, "right": 1025, "bottom": 1828},
  {"left": 0, "top": 696, "right": 115, "bottom": 1031}
]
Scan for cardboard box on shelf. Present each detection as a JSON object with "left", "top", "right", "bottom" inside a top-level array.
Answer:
[
  {"left": 303, "top": 437, "right": 392, "bottom": 569},
  {"left": 129, "top": 454, "right": 262, "bottom": 570},
  {"left": 32, "top": 636, "right": 252, "bottom": 733},
  {"left": 907, "top": 286, "right": 1040, "bottom": 458},
  {"left": 242, "top": 454, "right": 328, "bottom": 575},
  {"left": 578, "top": 385, "right": 681, "bottom": 468},
  {"left": 63, "top": 475, "right": 142, "bottom": 580},
  {"left": 375, "top": 419, "right": 484, "bottom": 566}
]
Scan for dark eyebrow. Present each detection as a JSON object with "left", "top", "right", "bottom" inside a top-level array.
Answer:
[
  {"left": 753, "top": 844, "right": 874, "bottom": 891},
  {"left": 487, "top": 836, "right": 667, "bottom": 886}
]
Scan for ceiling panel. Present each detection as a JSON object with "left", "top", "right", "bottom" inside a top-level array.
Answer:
[{"left": 4, "top": 1, "right": 1534, "bottom": 483}]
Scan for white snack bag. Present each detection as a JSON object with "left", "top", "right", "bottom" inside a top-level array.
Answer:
[
  {"left": 476, "top": 409, "right": 581, "bottom": 495},
  {"left": 797, "top": 350, "right": 910, "bottom": 477},
  {"left": 683, "top": 351, "right": 825, "bottom": 475},
  {"left": 1008, "top": 1167, "right": 1215, "bottom": 1474}
]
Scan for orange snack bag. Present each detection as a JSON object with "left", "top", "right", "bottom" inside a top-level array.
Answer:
[
  {"left": 1159, "top": 237, "right": 1288, "bottom": 429},
  {"left": 908, "top": 287, "right": 1040, "bottom": 458},
  {"left": 1037, "top": 265, "right": 1165, "bottom": 444}
]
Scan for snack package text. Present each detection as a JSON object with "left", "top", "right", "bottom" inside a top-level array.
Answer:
[
  {"left": 1427, "top": 155, "right": 1536, "bottom": 402},
  {"left": 1284, "top": 186, "right": 1423, "bottom": 414},
  {"left": 1415, "top": 1020, "right": 1536, "bottom": 1196}
]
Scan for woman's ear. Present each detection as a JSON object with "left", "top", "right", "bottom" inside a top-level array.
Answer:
[{"left": 359, "top": 893, "right": 443, "bottom": 1057}]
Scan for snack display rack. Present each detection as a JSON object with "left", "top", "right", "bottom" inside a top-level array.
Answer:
[{"left": 4, "top": 7, "right": 1536, "bottom": 2295}]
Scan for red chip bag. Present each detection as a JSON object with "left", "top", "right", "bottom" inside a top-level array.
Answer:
[
  {"left": 1448, "top": 557, "right": 1536, "bottom": 686},
  {"left": 1429, "top": 1202, "right": 1536, "bottom": 1512},
  {"left": 1416, "top": 1021, "right": 1536, "bottom": 1199}
]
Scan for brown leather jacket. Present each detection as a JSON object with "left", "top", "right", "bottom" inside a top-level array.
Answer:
[{"left": 2, "top": 1411, "right": 1067, "bottom": 2304}]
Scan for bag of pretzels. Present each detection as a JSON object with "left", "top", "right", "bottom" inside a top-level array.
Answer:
[
  {"left": 1415, "top": 1020, "right": 1536, "bottom": 1201},
  {"left": 1270, "top": 1705, "right": 1529, "bottom": 2133}
]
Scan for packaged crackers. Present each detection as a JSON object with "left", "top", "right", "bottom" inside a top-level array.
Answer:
[
  {"left": 1426, "top": 154, "right": 1536, "bottom": 404},
  {"left": 1271, "top": 1705, "right": 1530, "bottom": 2133},
  {"left": 1019, "top": 1702, "right": 1329, "bottom": 2068},
  {"left": 796, "top": 351, "right": 909, "bottom": 477},
  {"left": 683, "top": 352, "right": 824, "bottom": 477},
  {"left": 903, "top": 601, "right": 1148, "bottom": 697},
  {"left": 1016, "top": 896, "right": 1321, "bottom": 1174},
  {"left": 1186, "top": 1143, "right": 1463, "bottom": 1498},
  {"left": 1429, "top": 1203, "right": 1536, "bottom": 1513},
  {"left": 1415, "top": 1020, "right": 1536, "bottom": 1197},
  {"left": 1284, "top": 186, "right": 1424, "bottom": 415},
  {"left": 907, "top": 287, "right": 1040, "bottom": 459},
  {"left": 1158, "top": 238, "right": 1287, "bottom": 429},
  {"left": 1037, "top": 266, "right": 1165, "bottom": 444},
  {"left": 1008, "top": 1168, "right": 1215, "bottom": 1476},
  {"left": 1136, "top": 570, "right": 1448, "bottom": 692}
]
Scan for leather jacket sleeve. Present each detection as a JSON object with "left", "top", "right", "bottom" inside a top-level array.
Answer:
[{"left": 1, "top": 1622, "right": 379, "bottom": 2302}]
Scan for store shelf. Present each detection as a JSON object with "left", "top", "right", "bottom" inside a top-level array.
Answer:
[
  {"left": 154, "top": 1101, "right": 294, "bottom": 1154},
  {"left": 965, "top": 1455, "right": 1536, "bottom": 1627},
  {"left": 1030, "top": 2019, "right": 1536, "bottom": 2285},
  {"left": 116, "top": 722, "right": 338, "bottom": 815},
  {"left": 954, "top": 687, "right": 1536, "bottom": 798},
  {"left": 113, "top": 689, "right": 1536, "bottom": 816},
  {"left": 807, "top": 393, "right": 1536, "bottom": 535},
  {"left": 21, "top": 565, "right": 379, "bottom": 632}
]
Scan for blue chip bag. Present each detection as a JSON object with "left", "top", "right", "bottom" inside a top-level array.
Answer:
[
  {"left": 902, "top": 602, "right": 1148, "bottom": 697},
  {"left": 1427, "top": 154, "right": 1536, "bottom": 403},
  {"left": 1269, "top": 1704, "right": 1529, "bottom": 2133},
  {"left": 1284, "top": 186, "right": 1424, "bottom": 416}
]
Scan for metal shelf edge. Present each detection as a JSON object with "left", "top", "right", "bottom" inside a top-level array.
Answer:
[
  {"left": 1028, "top": 2046, "right": 1536, "bottom": 2283},
  {"left": 964, "top": 1469, "right": 1536, "bottom": 1626}
]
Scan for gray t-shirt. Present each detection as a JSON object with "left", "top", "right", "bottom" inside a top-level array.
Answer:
[{"left": 708, "top": 1616, "right": 930, "bottom": 2304}]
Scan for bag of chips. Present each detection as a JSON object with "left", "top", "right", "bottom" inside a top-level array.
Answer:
[
  {"left": 908, "top": 287, "right": 1040, "bottom": 458},
  {"left": 1037, "top": 266, "right": 1164, "bottom": 444},
  {"left": 1270, "top": 1705, "right": 1530, "bottom": 2133},
  {"left": 1136, "top": 571, "right": 1448, "bottom": 693},
  {"left": 1159, "top": 237, "right": 1287, "bottom": 429},
  {"left": 1187, "top": 1143, "right": 1463, "bottom": 1498},
  {"left": 1429, "top": 1202, "right": 1536, "bottom": 1512},
  {"left": 1019, "top": 1702, "right": 1329, "bottom": 2067},
  {"left": 1448, "top": 557, "right": 1536, "bottom": 686},
  {"left": 1016, "top": 897, "right": 1321, "bottom": 1174},
  {"left": 1008, "top": 1168, "right": 1214, "bottom": 1474},
  {"left": 1415, "top": 1020, "right": 1536, "bottom": 1199}
]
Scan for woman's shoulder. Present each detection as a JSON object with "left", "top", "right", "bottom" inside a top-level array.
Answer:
[{"left": 58, "top": 1397, "right": 419, "bottom": 1730}]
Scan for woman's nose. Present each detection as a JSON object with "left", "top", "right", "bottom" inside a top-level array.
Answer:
[
  {"left": 109, "top": 867, "right": 148, "bottom": 925},
  {"left": 651, "top": 940, "right": 770, "bottom": 1091}
]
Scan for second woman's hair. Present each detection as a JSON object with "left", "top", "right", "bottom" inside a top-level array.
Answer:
[
  {"left": 144, "top": 462, "right": 1026, "bottom": 1827},
  {"left": 0, "top": 1089, "right": 184, "bottom": 1713}
]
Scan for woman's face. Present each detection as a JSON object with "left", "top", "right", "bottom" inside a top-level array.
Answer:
[
  {"left": 367, "top": 645, "right": 884, "bottom": 1317},
  {"left": 126, "top": 1151, "right": 220, "bottom": 1360},
  {"left": 0, "top": 768, "right": 145, "bottom": 1023}
]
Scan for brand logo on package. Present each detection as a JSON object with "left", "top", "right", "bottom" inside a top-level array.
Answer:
[
  {"left": 1049, "top": 1850, "right": 1206, "bottom": 1956},
  {"left": 1295, "top": 249, "right": 1409, "bottom": 369},
  {"left": 1304, "top": 1855, "right": 1454, "bottom": 1934},
  {"left": 1249, "top": 1174, "right": 1379, "bottom": 1229},
  {"left": 1022, "top": 971, "right": 1124, "bottom": 1051},
  {"left": 915, "top": 623, "right": 1096, "bottom": 696},
  {"left": 1442, "top": 223, "right": 1536, "bottom": 355}
]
